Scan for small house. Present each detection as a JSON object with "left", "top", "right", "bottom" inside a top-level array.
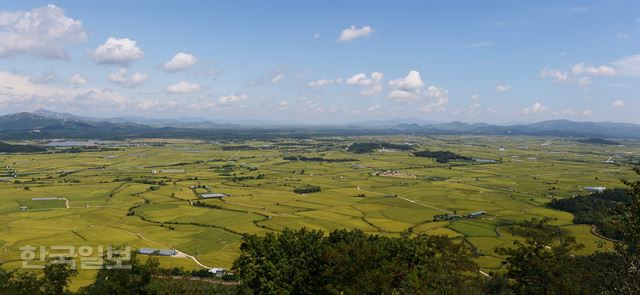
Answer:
[
  {"left": 138, "top": 248, "right": 177, "bottom": 256},
  {"left": 584, "top": 186, "right": 606, "bottom": 193},
  {"left": 200, "top": 193, "right": 227, "bottom": 199},
  {"left": 468, "top": 211, "right": 486, "bottom": 218},
  {"left": 208, "top": 268, "right": 227, "bottom": 277}
]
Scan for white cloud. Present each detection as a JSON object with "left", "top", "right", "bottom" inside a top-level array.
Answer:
[
  {"left": 278, "top": 101, "right": 289, "bottom": 110},
  {"left": 460, "top": 41, "right": 494, "bottom": 48},
  {"left": 389, "top": 70, "right": 424, "bottom": 90},
  {"left": 0, "top": 71, "right": 126, "bottom": 111},
  {"left": 388, "top": 89, "right": 420, "bottom": 101},
  {"left": 571, "top": 62, "right": 616, "bottom": 76},
  {"left": 0, "top": 4, "right": 87, "bottom": 58},
  {"left": 576, "top": 76, "right": 592, "bottom": 86},
  {"left": 271, "top": 73, "right": 284, "bottom": 84},
  {"left": 109, "top": 68, "right": 149, "bottom": 87},
  {"left": 69, "top": 74, "right": 87, "bottom": 85},
  {"left": 166, "top": 81, "right": 200, "bottom": 93},
  {"left": 163, "top": 52, "right": 197, "bottom": 72},
  {"left": 337, "top": 25, "right": 375, "bottom": 43},
  {"left": 422, "top": 86, "right": 449, "bottom": 112},
  {"left": 30, "top": 71, "right": 59, "bottom": 84},
  {"left": 92, "top": 37, "right": 144, "bottom": 65},
  {"left": 523, "top": 102, "right": 549, "bottom": 114},
  {"left": 387, "top": 70, "right": 447, "bottom": 106},
  {"left": 346, "top": 71, "right": 384, "bottom": 96},
  {"left": 307, "top": 78, "right": 342, "bottom": 87},
  {"left": 610, "top": 54, "right": 640, "bottom": 76},
  {"left": 495, "top": 83, "right": 511, "bottom": 92},
  {"left": 616, "top": 33, "right": 629, "bottom": 40},
  {"left": 471, "top": 94, "right": 480, "bottom": 101},
  {"left": 612, "top": 100, "right": 624, "bottom": 107},
  {"left": 368, "top": 104, "right": 381, "bottom": 111},
  {"left": 219, "top": 93, "right": 248, "bottom": 105},
  {"left": 582, "top": 109, "right": 592, "bottom": 116},
  {"left": 540, "top": 68, "right": 568, "bottom": 81}
]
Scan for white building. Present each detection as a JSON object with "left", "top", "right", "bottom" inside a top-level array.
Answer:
[{"left": 584, "top": 186, "right": 606, "bottom": 193}]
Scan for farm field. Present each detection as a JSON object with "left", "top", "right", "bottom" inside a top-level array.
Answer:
[{"left": 0, "top": 135, "right": 638, "bottom": 290}]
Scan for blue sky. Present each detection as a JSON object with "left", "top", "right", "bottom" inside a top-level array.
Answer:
[{"left": 0, "top": 1, "right": 638, "bottom": 124}]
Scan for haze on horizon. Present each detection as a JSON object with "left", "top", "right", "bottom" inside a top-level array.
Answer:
[{"left": 0, "top": 0, "right": 638, "bottom": 124}]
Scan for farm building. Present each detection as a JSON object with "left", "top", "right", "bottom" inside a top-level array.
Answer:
[
  {"left": 208, "top": 268, "right": 227, "bottom": 277},
  {"left": 32, "top": 197, "right": 59, "bottom": 201},
  {"left": 584, "top": 186, "right": 606, "bottom": 193},
  {"left": 138, "top": 248, "right": 177, "bottom": 256},
  {"left": 468, "top": 211, "right": 486, "bottom": 218},
  {"left": 200, "top": 193, "right": 227, "bottom": 199}
]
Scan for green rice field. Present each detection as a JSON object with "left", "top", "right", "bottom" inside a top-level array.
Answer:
[{"left": 0, "top": 135, "right": 637, "bottom": 290}]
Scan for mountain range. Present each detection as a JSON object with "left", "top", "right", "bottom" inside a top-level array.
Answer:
[{"left": 0, "top": 109, "right": 638, "bottom": 140}]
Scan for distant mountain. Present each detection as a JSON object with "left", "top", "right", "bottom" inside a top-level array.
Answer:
[
  {"left": 33, "top": 108, "right": 90, "bottom": 121},
  {"left": 0, "top": 111, "right": 638, "bottom": 140}
]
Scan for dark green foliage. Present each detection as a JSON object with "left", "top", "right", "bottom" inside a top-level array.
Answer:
[
  {"left": 0, "top": 141, "right": 47, "bottom": 153},
  {"left": 494, "top": 218, "right": 596, "bottom": 295},
  {"left": 192, "top": 200, "right": 221, "bottom": 209},
  {"left": 413, "top": 150, "right": 472, "bottom": 163},
  {"left": 575, "top": 138, "right": 620, "bottom": 145},
  {"left": 283, "top": 155, "right": 357, "bottom": 162},
  {"left": 0, "top": 261, "right": 77, "bottom": 295},
  {"left": 222, "top": 145, "right": 257, "bottom": 151},
  {"left": 601, "top": 168, "right": 640, "bottom": 294},
  {"left": 347, "top": 142, "right": 414, "bottom": 154},
  {"left": 293, "top": 185, "right": 321, "bottom": 194},
  {"left": 232, "top": 228, "right": 481, "bottom": 294},
  {"left": 546, "top": 189, "right": 631, "bottom": 240}
]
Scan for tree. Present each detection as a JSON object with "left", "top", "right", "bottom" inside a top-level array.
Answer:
[
  {"left": 495, "top": 218, "right": 588, "bottom": 294},
  {"left": 602, "top": 168, "right": 640, "bottom": 294},
  {"left": 0, "top": 260, "right": 77, "bottom": 295},
  {"left": 232, "top": 228, "right": 482, "bottom": 294}
]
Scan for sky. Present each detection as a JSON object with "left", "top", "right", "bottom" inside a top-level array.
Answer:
[{"left": 0, "top": 1, "right": 639, "bottom": 124}]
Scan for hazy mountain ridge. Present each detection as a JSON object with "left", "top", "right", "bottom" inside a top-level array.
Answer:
[{"left": 0, "top": 110, "right": 638, "bottom": 140}]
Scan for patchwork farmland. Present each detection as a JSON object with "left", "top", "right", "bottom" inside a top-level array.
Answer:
[{"left": 0, "top": 135, "right": 637, "bottom": 289}]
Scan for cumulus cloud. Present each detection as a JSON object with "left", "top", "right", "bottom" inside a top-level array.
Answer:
[
  {"left": 612, "top": 100, "right": 624, "bottom": 107},
  {"left": 571, "top": 62, "right": 616, "bottom": 76},
  {"left": 610, "top": 54, "right": 640, "bottom": 76},
  {"left": 0, "top": 71, "right": 126, "bottom": 111},
  {"left": 307, "top": 78, "right": 342, "bottom": 87},
  {"left": 93, "top": 37, "right": 144, "bottom": 65},
  {"left": 389, "top": 70, "right": 424, "bottom": 90},
  {"left": 0, "top": 4, "right": 87, "bottom": 58},
  {"left": 163, "top": 52, "right": 197, "bottom": 72},
  {"left": 495, "top": 83, "right": 511, "bottom": 92},
  {"left": 271, "top": 73, "right": 284, "bottom": 84},
  {"left": 337, "top": 25, "right": 375, "bottom": 43},
  {"left": 109, "top": 68, "right": 149, "bottom": 87},
  {"left": 523, "top": 102, "right": 549, "bottom": 114},
  {"left": 346, "top": 71, "right": 383, "bottom": 96},
  {"left": 471, "top": 94, "right": 480, "bottom": 101},
  {"left": 386, "top": 70, "right": 449, "bottom": 110},
  {"left": 540, "top": 68, "right": 568, "bottom": 81},
  {"left": 166, "top": 81, "right": 200, "bottom": 93},
  {"left": 278, "top": 101, "right": 289, "bottom": 110},
  {"left": 368, "top": 104, "right": 381, "bottom": 111},
  {"left": 422, "top": 86, "right": 449, "bottom": 112},
  {"left": 541, "top": 56, "right": 638, "bottom": 86},
  {"left": 68, "top": 74, "right": 87, "bottom": 85},
  {"left": 388, "top": 89, "right": 420, "bottom": 101},
  {"left": 219, "top": 93, "right": 248, "bottom": 105}
]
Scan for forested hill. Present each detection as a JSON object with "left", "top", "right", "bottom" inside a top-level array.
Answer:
[{"left": 1, "top": 111, "right": 639, "bottom": 140}]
